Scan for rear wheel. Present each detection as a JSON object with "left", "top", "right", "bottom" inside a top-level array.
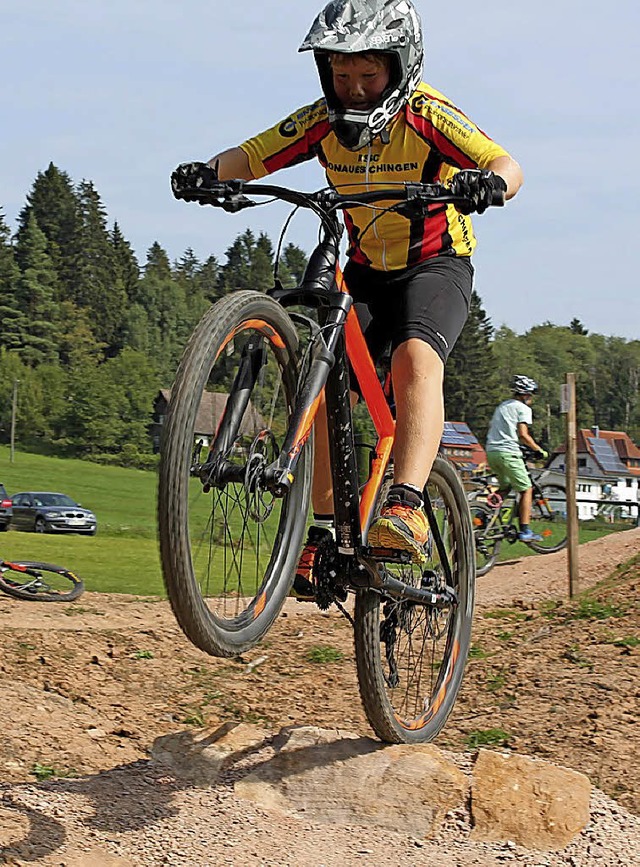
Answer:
[
  {"left": 354, "top": 457, "right": 475, "bottom": 743},
  {"left": 470, "top": 503, "right": 502, "bottom": 576},
  {"left": 528, "top": 484, "right": 568, "bottom": 553},
  {"left": 0, "top": 561, "right": 84, "bottom": 602},
  {"left": 158, "top": 291, "right": 311, "bottom": 658}
]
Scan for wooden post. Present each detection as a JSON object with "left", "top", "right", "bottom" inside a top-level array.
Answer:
[
  {"left": 564, "top": 373, "right": 579, "bottom": 597},
  {"left": 10, "top": 379, "right": 19, "bottom": 464}
]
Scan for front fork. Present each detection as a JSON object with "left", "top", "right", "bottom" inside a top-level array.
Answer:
[{"left": 197, "top": 289, "right": 354, "bottom": 495}]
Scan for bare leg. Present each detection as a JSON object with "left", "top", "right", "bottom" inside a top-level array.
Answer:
[
  {"left": 391, "top": 338, "right": 444, "bottom": 490},
  {"left": 518, "top": 487, "right": 533, "bottom": 527}
]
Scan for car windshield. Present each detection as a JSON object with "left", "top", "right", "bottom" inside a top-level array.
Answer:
[{"left": 36, "top": 494, "right": 78, "bottom": 507}]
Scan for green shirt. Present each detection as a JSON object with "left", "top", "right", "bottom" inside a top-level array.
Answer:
[{"left": 485, "top": 398, "right": 532, "bottom": 455}]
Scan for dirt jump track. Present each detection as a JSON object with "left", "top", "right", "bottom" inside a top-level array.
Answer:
[{"left": 0, "top": 528, "right": 638, "bottom": 866}]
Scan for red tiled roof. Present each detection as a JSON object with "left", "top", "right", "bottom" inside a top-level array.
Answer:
[
  {"left": 552, "top": 428, "right": 640, "bottom": 477},
  {"left": 598, "top": 430, "right": 640, "bottom": 460}
]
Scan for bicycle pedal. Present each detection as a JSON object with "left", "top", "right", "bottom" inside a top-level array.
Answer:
[{"left": 364, "top": 546, "right": 412, "bottom": 564}]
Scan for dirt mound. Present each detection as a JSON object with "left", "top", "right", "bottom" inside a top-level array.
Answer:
[{"left": 0, "top": 528, "right": 638, "bottom": 865}]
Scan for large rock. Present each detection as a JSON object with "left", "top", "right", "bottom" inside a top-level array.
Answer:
[
  {"left": 235, "top": 725, "right": 467, "bottom": 837},
  {"left": 150, "top": 721, "right": 269, "bottom": 786},
  {"left": 471, "top": 749, "right": 591, "bottom": 849}
]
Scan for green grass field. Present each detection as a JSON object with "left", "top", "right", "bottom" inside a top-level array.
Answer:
[
  {"left": 0, "top": 445, "right": 163, "bottom": 595},
  {"left": 0, "top": 444, "right": 635, "bottom": 596}
]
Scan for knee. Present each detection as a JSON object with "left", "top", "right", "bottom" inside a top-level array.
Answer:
[{"left": 391, "top": 339, "right": 443, "bottom": 385}]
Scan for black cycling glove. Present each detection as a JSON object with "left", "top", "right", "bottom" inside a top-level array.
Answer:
[
  {"left": 449, "top": 169, "right": 507, "bottom": 215},
  {"left": 171, "top": 161, "right": 219, "bottom": 201}
]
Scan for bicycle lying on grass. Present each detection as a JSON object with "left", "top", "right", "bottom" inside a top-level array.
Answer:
[
  {"left": 158, "top": 165, "right": 505, "bottom": 744},
  {"left": 0, "top": 559, "right": 84, "bottom": 602},
  {"left": 468, "top": 449, "right": 568, "bottom": 576}
]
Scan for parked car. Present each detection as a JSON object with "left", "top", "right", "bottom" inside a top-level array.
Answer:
[
  {"left": 0, "top": 484, "right": 12, "bottom": 532},
  {"left": 9, "top": 492, "right": 97, "bottom": 535}
]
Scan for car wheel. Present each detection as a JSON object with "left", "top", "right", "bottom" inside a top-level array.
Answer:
[
  {"left": 34, "top": 517, "right": 47, "bottom": 534},
  {"left": 0, "top": 523, "right": 8, "bottom": 532}
]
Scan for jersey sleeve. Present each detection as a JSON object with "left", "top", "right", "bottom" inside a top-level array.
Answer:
[
  {"left": 407, "top": 86, "right": 511, "bottom": 170},
  {"left": 517, "top": 404, "right": 533, "bottom": 426},
  {"left": 239, "top": 99, "right": 331, "bottom": 179}
]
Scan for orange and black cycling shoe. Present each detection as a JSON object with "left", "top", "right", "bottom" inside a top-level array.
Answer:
[
  {"left": 368, "top": 503, "right": 430, "bottom": 565},
  {"left": 290, "top": 542, "right": 317, "bottom": 602}
]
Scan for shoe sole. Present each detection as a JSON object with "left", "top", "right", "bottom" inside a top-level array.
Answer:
[{"left": 368, "top": 519, "right": 428, "bottom": 566}]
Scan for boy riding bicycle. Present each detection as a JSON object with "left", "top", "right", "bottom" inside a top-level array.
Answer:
[
  {"left": 177, "top": 0, "right": 523, "bottom": 592},
  {"left": 485, "top": 375, "right": 549, "bottom": 542}
]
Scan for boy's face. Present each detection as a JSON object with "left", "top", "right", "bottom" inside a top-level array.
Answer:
[{"left": 330, "top": 54, "right": 390, "bottom": 110}]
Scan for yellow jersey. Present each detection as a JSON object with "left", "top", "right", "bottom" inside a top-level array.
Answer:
[{"left": 240, "top": 82, "right": 511, "bottom": 271}]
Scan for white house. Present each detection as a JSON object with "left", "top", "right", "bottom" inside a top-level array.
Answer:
[{"left": 545, "top": 427, "right": 640, "bottom": 521}]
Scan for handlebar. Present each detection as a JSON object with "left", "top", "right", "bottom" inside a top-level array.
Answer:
[{"left": 170, "top": 165, "right": 506, "bottom": 218}]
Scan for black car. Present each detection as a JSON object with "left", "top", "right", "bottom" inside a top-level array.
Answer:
[
  {"left": 0, "top": 484, "right": 12, "bottom": 532},
  {"left": 9, "top": 492, "right": 97, "bottom": 535}
]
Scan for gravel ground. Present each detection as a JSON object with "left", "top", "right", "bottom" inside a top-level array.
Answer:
[{"left": 0, "top": 529, "right": 638, "bottom": 866}]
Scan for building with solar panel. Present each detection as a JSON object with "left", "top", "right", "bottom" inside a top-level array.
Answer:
[
  {"left": 545, "top": 427, "right": 640, "bottom": 521},
  {"left": 439, "top": 421, "right": 487, "bottom": 478}
]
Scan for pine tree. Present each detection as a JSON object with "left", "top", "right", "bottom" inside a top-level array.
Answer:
[
  {"left": 13, "top": 213, "right": 61, "bottom": 365},
  {"left": 0, "top": 210, "right": 26, "bottom": 352},
  {"left": 195, "top": 254, "right": 220, "bottom": 302},
  {"left": 70, "top": 180, "right": 127, "bottom": 352},
  {"left": 138, "top": 242, "right": 188, "bottom": 375},
  {"left": 110, "top": 222, "right": 140, "bottom": 300},
  {"left": 219, "top": 230, "right": 255, "bottom": 294},
  {"left": 16, "top": 163, "right": 80, "bottom": 292},
  {"left": 570, "top": 318, "right": 588, "bottom": 336},
  {"left": 280, "top": 243, "right": 308, "bottom": 286}
]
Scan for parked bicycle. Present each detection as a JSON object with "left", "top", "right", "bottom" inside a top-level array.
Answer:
[
  {"left": 468, "top": 449, "right": 567, "bottom": 576},
  {"left": 158, "top": 167, "right": 505, "bottom": 744},
  {"left": 0, "top": 559, "right": 84, "bottom": 601}
]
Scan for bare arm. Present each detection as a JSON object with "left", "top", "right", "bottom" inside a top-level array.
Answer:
[
  {"left": 517, "top": 422, "right": 543, "bottom": 452},
  {"left": 486, "top": 155, "right": 523, "bottom": 200},
  {"left": 207, "top": 147, "right": 254, "bottom": 181}
]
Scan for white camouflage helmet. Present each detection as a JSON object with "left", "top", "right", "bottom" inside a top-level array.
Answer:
[
  {"left": 511, "top": 375, "right": 538, "bottom": 395},
  {"left": 299, "top": 0, "right": 424, "bottom": 150}
]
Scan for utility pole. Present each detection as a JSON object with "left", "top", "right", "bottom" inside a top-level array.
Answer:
[
  {"left": 561, "top": 373, "right": 579, "bottom": 597},
  {"left": 10, "top": 379, "right": 19, "bottom": 463}
]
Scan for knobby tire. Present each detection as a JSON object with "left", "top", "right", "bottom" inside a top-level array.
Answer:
[
  {"left": 470, "top": 502, "right": 502, "bottom": 576},
  {"left": 527, "top": 484, "right": 568, "bottom": 554},
  {"left": 354, "top": 456, "right": 475, "bottom": 743},
  {"left": 158, "top": 291, "right": 311, "bottom": 657},
  {"left": 0, "top": 561, "right": 84, "bottom": 602}
]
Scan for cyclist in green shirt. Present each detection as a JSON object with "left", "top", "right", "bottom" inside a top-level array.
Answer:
[{"left": 485, "top": 375, "right": 548, "bottom": 542}]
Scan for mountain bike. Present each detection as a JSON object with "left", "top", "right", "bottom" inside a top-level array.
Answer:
[
  {"left": 468, "top": 450, "right": 568, "bottom": 576},
  {"left": 158, "top": 165, "right": 505, "bottom": 744},
  {"left": 0, "top": 559, "right": 84, "bottom": 601}
]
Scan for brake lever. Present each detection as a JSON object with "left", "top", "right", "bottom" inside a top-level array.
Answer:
[{"left": 220, "top": 193, "right": 257, "bottom": 213}]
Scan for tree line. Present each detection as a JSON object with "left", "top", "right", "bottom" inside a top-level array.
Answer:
[{"left": 0, "top": 162, "right": 638, "bottom": 465}]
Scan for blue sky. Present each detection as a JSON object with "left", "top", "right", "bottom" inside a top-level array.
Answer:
[{"left": 2, "top": 1, "right": 638, "bottom": 339}]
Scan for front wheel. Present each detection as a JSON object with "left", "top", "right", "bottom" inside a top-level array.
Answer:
[
  {"left": 158, "top": 291, "right": 311, "bottom": 658},
  {"left": 527, "top": 484, "right": 568, "bottom": 553},
  {"left": 470, "top": 503, "right": 502, "bottom": 576},
  {"left": 0, "top": 561, "right": 84, "bottom": 602},
  {"left": 354, "top": 457, "right": 475, "bottom": 743}
]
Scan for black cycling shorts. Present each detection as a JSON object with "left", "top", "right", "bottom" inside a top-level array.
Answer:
[{"left": 343, "top": 255, "right": 474, "bottom": 388}]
